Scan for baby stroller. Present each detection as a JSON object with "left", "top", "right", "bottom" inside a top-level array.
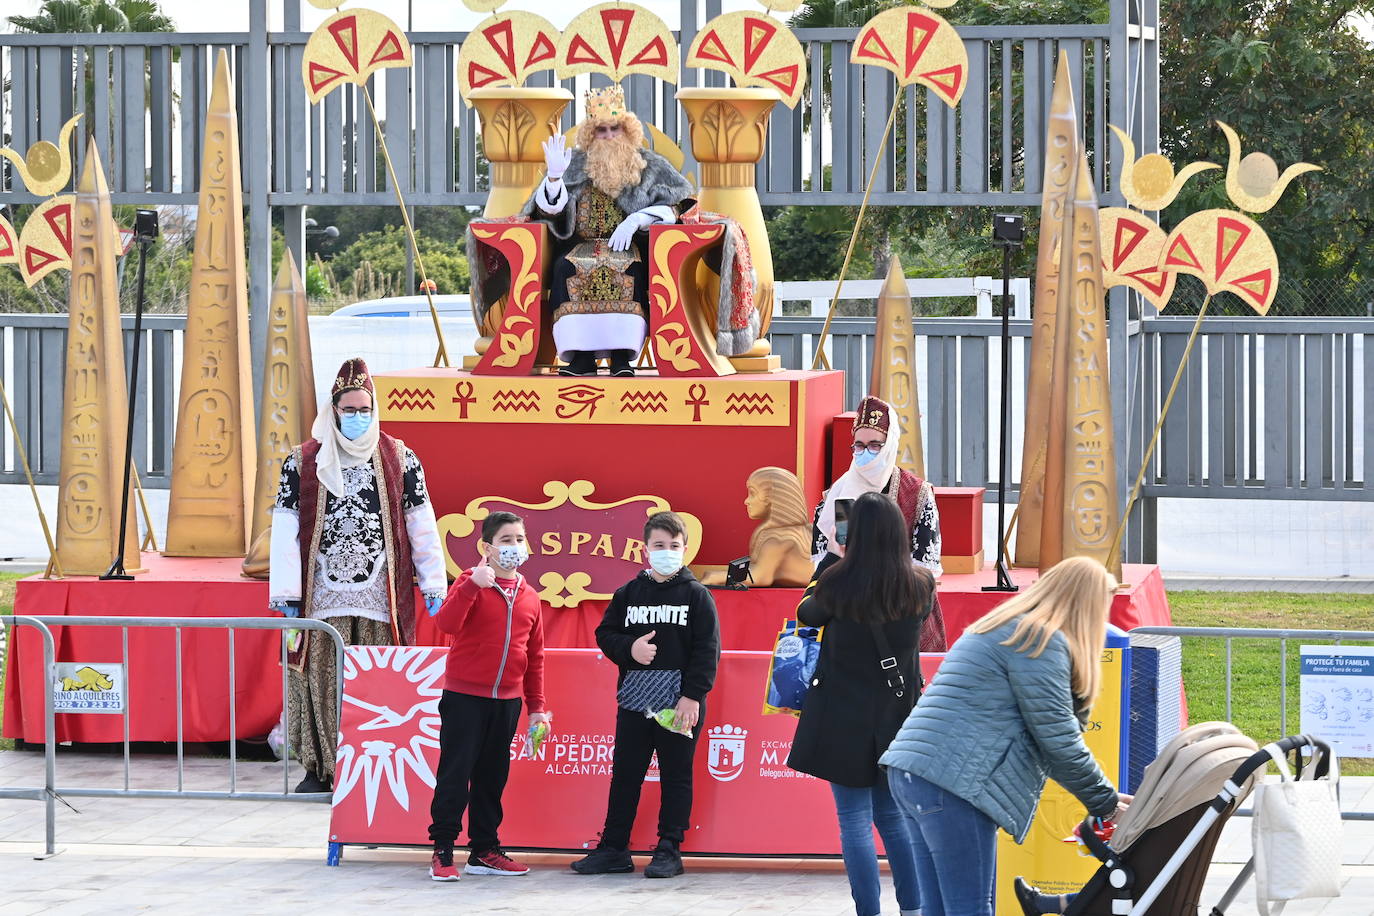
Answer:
[{"left": 1017, "top": 723, "right": 1338, "bottom": 915}]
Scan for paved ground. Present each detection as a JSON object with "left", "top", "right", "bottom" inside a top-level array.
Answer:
[{"left": 1, "top": 749, "right": 1372, "bottom": 914}]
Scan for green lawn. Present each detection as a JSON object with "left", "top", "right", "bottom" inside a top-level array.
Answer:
[
  {"left": 1168, "top": 591, "right": 1374, "bottom": 774},
  {"left": 0, "top": 572, "right": 24, "bottom": 751}
]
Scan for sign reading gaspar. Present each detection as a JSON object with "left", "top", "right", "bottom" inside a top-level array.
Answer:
[{"left": 52, "top": 662, "right": 126, "bottom": 714}]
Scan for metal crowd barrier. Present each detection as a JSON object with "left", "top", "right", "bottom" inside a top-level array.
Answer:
[
  {"left": 1133, "top": 625, "right": 1374, "bottom": 821},
  {"left": 0, "top": 615, "right": 345, "bottom": 857}
]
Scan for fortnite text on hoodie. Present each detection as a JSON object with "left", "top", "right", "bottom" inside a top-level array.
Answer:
[{"left": 623, "top": 604, "right": 690, "bottom": 627}]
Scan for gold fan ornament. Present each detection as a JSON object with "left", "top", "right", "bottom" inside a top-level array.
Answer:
[
  {"left": 17, "top": 196, "right": 75, "bottom": 287},
  {"left": 457, "top": 11, "right": 559, "bottom": 99},
  {"left": 686, "top": 11, "right": 808, "bottom": 108},
  {"left": 302, "top": 8, "right": 412, "bottom": 104},
  {"left": 1217, "top": 121, "right": 1321, "bottom": 214},
  {"left": 1098, "top": 207, "right": 1176, "bottom": 310},
  {"left": 556, "top": 2, "right": 678, "bottom": 84},
  {"left": 757, "top": 0, "right": 805, "bottom": 11},
  {"left": 0, "top": 114, "right": 83, "bottom": 197},
  {"left": 851, "top": 5, "right": 967, "bottom": 106},
  {"left": 0, "top": 214, "right": 17, "bottom": 266},
  {"left": 461, "top": 0, "right": 510, "bottom": 11},
  {"left": 1110, "top": 124, "right": 1218, "bottom": 212}
]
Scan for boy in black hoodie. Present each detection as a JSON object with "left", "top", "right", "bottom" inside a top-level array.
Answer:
[{"left": 571, "top": 511, "right": 720, "bottom": 879}]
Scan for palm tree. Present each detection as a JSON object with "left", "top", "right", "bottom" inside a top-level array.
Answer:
[{"left": 7, "top": 0, "right": 175, "bottom": 34}]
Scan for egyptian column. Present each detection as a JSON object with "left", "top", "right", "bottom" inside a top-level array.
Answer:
[
  {"left": 1015, "top": 52, "right": 1078, "bottom": 568},
  {"left": 54, "top": 141, "right": 140, "bottom": 574},
  {"left": 242, "top": 251, "right": 314, "bottom": 578},
  {"left": 871, "top": 255, "right": 925, "bottom": 478},
  {"left": 164, "top": 50, "right": 256, "bottom": 556}
]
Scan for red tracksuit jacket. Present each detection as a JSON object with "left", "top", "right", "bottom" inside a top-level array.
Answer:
[{"left": 433, "top": 570, "right": 546, "bottom": 713}]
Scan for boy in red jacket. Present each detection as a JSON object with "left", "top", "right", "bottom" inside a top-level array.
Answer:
[{"left": 426, "top": 511, "right": 550, "bottom": 882}]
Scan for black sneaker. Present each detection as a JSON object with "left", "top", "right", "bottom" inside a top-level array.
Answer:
[
  {"left": 643, "top": 841, "right": 683, "bottom": 878},
  {"left": 558, "top": 351, "right": 599, "bottom": 376},
  {"left": 608, "top": 350, "right": 636, "bottom": 377},
  {"left": 294, "top": 772, "right": 329, "bottom": 794},
  {"left": 570, "top": 844, "right": 634, "bottom": 874}
]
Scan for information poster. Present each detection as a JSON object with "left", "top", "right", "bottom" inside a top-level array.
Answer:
[
  {"left": 1300, "top": 645, "right": 1374, "bottom": 756},
  {"left": 52, "top": 662, "right": 126, "bottom": 713}
]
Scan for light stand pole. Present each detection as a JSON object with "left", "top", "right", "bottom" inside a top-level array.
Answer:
[
  {"left": 983, "top": 214, "right": 1024, "bottom": 594},
  {"left": 103, "top": 209, "right": 159, "bottom": 581}
]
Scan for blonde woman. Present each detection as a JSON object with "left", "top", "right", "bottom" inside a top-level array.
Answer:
[{"left": 880, "top": 557, "right": 1132, "bottom": 916}]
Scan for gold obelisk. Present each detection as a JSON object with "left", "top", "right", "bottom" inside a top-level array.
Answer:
[
  {"left": 164, "top": 50, "right": 256, "bottom": 556},
  {"left": 1015, "top": 51, "right": 1078, "bottom": 569},
  {"left": 294, "top": 258, "right": 318, "bottom": 430},
  {"left": 242, "top": 251, "right": 314, "bottom": 578},
  {"left": 871, "top": 255, "right": 925, "bottom": 478},
  {"left": 54, "top": 140, "right": 139, "bottom": 575},
  {"left": 1057, "top": 150, "right": 1120, "bottom": 575}
]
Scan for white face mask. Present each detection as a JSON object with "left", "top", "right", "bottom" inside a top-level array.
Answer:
[
  {"left": 648, "top": 548, "right": 684, "bottom": 577},
  {"left": 496, "top": 544, "right": 529, "bottom": 570}
]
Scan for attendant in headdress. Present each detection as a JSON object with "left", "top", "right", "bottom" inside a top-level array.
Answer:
[
  {"left": 813, "top": 395, "right": 947, "bottom": 652},
  {"left": 268, "top": 357, "right": 447, "bottom": 793}
]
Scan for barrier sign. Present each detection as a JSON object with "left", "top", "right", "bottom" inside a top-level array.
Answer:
[
  {"left": 1301, "top": 645, "right": 1374, "bottom": 756},
  {"left": 52, "top": 662, "right": 126, "bottom": 713}
]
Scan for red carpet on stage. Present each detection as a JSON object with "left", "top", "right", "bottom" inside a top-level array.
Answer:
[{"left": 2, "top": 556, "right": 1171, "bottom": 744}]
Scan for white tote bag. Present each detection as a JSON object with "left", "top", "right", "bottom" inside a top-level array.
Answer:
[{"left": 1252, "top": 744, "right": 1343, "bottom": 914}]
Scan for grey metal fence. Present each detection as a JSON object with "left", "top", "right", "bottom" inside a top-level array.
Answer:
[{"left": 0, "top": 615, "right": 342, "bottom": 858}]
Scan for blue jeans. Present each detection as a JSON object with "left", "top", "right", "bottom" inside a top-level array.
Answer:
[
  {"left": 887, "top": 769, "right": 998, "bottom": 916},
  {"left": 830, "top": 779, "right": 922, "bottom": 916}
]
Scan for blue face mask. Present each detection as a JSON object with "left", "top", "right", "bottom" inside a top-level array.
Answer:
[
  {"left": 648, "top": 549, "right": 684, "bottom": 577},
  {"left": 834, "top": 521, "right": 849, "bottom": 546},
  {"left": 854, "top": 448, "right": 879, "bottom": 468},
  {"left": 339, "top": 412, "right": 373, "bottom": 441}
]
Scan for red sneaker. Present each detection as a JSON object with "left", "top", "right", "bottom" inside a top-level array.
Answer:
[
  {"left": 465, "top": 847, "right": 530, "bottom": 877},
  {"left": 429, "top": 848, "right": 460, "bottom": 882}
]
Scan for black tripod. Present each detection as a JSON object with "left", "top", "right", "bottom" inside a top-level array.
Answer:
[
  {"left": 983, "top": 215, "right": 1024, "bottom": 594},
  {"left": 103, "top": 209, "right": 159, "bottom": 581}
]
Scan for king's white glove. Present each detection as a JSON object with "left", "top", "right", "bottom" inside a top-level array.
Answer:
[
  {"left": 608, "top": 211, "right": 655, "bottom": 252},
  {"left": 542, "top": 134, "right": 571, "bottom": 181}
]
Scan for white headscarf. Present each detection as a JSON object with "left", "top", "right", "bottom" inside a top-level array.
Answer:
[
  {"left": 816, "top": 414, "right": 901, "bottom": 550},
  {"left": 311, "top": 388, "right": 380, "bottom": 498}
]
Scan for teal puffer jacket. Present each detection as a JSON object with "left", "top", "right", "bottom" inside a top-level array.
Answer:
[{"left": 879, "top": 619, "right": 1118, "bottom": 842}]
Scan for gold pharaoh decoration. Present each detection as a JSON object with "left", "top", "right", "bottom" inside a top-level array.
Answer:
[
  {"left": 686, "top": 11, "right": 808, "bottom": 109},
  {"left": 456, "top": 11, "right": 558, "bottom": 98},
  {"left": 1015, "top": 51, "right": 1077, "bottom": 569},
  {"left": 54, "top": 140, "right": 139, "bottom": 575},
  {"left": 0, "top": 114, "right": 82, "bottom": 197},
  {"left": 555, "top": 3, "right": 678, "bottom": 84},
  {"left": 1217, "top": 121, "right": 1321, "bottom": 214},
  {"left": 871, "top": 255, "right": 925, "bottom": 478},
  {"left": 1052, "top": 150, "right": 1119, "bottom": 575},
  {"left": 165, "top": 52, "right": 256, "bottom": 557},
  {"left": 243, "top": 250, "right": 315, "bottom": 579},
  {"left": 1110, "top": 124, "right": 1217, "bottom": 212}
]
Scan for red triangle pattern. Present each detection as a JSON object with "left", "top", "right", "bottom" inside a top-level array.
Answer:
[
  {"left": 1112, "top": 219, "right": 1148, "bottom": 269},
  {"left": 1164, "top": 235, "right": 1204, "bottom": 272},
  {"left": 467, "top": 61, "right": 506, "bottom": 89},
  {"left": 694, "top": 29, "right": 734, "bottom": 66},
  {"left": 1229, "top": 268, "right": 1274, "bottom": 308},
  {"left": 1126, "top": 268, "right": 1171, "bottom": 298},
  {"left": 367, "top": 31, "right": 407, "bottom": 68},
  {"left": 308, "top": 61, "right": 345, "bottom": 95},
  {"left": 921, "top": 65, "right": 963, "bottom": 101},
  {"left": 743, "top": 16, "right": 777, "bottom": 73},
  {"left": 854, "top": 29, "right": 898, "bottom": 68},
  {"left": 482, "top": 19, "right": 517, "bottom": 75},
  {"left": 565, "top": 35, "right": 607, "bottom": 67},
  {"left": 24, "top": 246, "right": 60, "bottom": 276},
  {"left": 1214, "top": 215, "right": 1251, "bottom": 278},
  {"left": 601, "top": 8, "right": 634, "bottom": 66},
  {"left": 904, "top": 11, "right": 938, "bottom": 78},
  {"left": 0, "top": 226, "right": 14, "bottom": 259},
  {"left": 627, "top": 36, "right": 669, "bottom": 68},
  {"left": 525, "top": 31, "right": 556, "bottom": 67},
  {"left": 328, "top": 15, "right": 361, "bottom": 74},
  {"left": 45, "top": 204, "right": 72, "bottom": 253},
  {"left": 756, "top": 64, "right": 800, "bottom": 95}
]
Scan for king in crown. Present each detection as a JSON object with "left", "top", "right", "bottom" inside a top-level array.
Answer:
[{"left": 523, "top": 85, "right": 696, "bottom": 377}]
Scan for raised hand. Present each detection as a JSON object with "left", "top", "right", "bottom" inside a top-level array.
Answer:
[
  {"left": 630, "top": 629, "right": 657, "bottom": 665},
  {"left": 542, "top": 134, "right": 571, "bottom": 181},
  {"left": 470, "top": 553, "right": 497, "bottom": 589}
]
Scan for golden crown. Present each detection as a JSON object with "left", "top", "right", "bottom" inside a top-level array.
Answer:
[{"left": 584, "top": 85, "right": 627, "bottom": 123}]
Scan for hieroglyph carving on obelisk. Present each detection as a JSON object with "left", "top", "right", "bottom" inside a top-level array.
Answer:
[
  {"left": 55, "top": 140, "right": 139, "bottom": 574},
  {"left": 164, "top": 49, "right": 256, "bottom": 556},
  {"left": 871, "top": 255, "right": 925, "bottom": 479}
]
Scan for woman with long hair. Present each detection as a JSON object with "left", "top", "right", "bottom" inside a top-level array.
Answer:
[
  {"left": 880, "top": 557, "right": 1131, "bottom": 916},
  {"left": 788, "top": 492, "right": 935, "bottom": 916}
]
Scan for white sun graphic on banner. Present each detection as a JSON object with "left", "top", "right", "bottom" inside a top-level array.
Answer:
[{"left": 333, "top": 646, "right": 445, "bottom": 826}]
